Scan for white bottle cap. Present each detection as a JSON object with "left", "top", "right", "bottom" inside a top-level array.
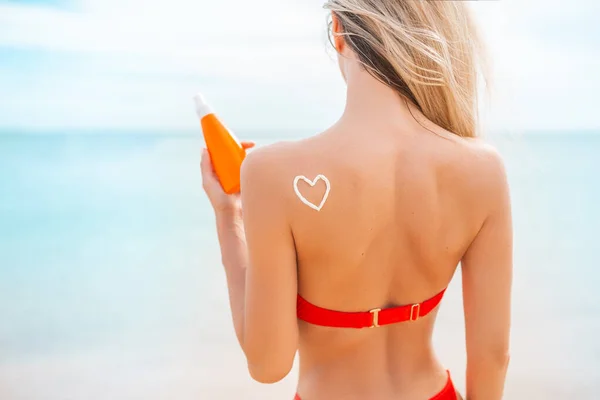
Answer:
[{"left": 193, "top": 92, "right": 214, "bottom": 119}]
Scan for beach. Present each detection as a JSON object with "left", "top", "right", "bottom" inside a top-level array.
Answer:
[{"left": 0, "top": 132, "right": 599, "bottom": 399}]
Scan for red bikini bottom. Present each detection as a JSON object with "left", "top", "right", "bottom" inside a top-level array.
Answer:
[{"left": 294, "top": 371, "right": 457, "bottom": 400}]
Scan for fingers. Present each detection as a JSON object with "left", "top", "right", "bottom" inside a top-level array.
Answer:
[
  {"left": 200, "top": 148, "right": 217, "bottom": 190},
  {"left": 241, "top": 141, "right": 255, "bottom": 150},
  {"left": 200, "top": 148, "right": 211, "bottom": 174}
]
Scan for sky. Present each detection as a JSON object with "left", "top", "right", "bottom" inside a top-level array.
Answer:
[{"left": 0, "top": 0, "right": 599, "bottom": 133}]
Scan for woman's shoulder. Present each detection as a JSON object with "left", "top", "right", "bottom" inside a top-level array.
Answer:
[
  {"left": 241, "top": 132, "right": 331, "bottom": 171},
  {"left": 453, "top": 137, "right": 510, "bottom": 212},
  {"left": 244, "top": 139, "right": 298, "bottom": 162},
  {"left": 240, "top": 137, "right": 315, "bottom": 194},
  {"left": 242, "top": 139, "right": 304, "bottom": 172},
  {"left": 460, "top": 138, "right": 507, "bottom": 184}
]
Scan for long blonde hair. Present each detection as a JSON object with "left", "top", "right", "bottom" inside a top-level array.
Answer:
[{"left": 325, "top": 0, "right": 488, "bottom": 138}]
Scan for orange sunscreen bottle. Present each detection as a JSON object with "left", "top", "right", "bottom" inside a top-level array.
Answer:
[{"left": 194, "top": 93, "right": 246, "bottom": 194}]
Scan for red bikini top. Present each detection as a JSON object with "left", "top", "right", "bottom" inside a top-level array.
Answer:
[{"left": 297, "top": 289, "right": 446, "bottom": 329}]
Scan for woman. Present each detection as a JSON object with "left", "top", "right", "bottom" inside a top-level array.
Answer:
[{"left": 200, "top": 1, "right": 512, "bottom": 399}]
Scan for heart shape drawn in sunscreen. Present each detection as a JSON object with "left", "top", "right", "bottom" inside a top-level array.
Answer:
[{"left": 293, "top": 174, "right": 331, "bottom": 212}]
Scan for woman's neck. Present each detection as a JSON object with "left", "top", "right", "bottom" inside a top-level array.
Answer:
[{"left": 341, "top": 60, "right": 420, "bottom": 128}]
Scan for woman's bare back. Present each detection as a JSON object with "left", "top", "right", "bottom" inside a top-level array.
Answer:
[
  {"left": 203, "top": 3, "right": 511, "bottom": 399},
  {"left": 251, "top": 117, "right": 499, "bottom": 399}
]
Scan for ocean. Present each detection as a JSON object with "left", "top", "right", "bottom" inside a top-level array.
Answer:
[{"left": 0, "top": 132, "right": 599, "bottom": 399}]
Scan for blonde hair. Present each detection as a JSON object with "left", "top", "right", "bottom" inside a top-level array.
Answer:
[{"left": 325, "top": 0, "right": 488, "bottom": 138}]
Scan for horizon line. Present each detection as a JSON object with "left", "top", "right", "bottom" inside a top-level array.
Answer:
[{"left": 0, "top": 127, "right": 599, "bottom": 138}]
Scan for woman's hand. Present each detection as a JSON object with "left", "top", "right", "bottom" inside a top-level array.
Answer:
[{"left": 200, "top": 142, "right": 255, "bottom": 214}]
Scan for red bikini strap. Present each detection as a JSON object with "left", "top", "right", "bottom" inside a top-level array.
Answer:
[{"left": 297, "top": 289, "right": 446, "bottom": 329}]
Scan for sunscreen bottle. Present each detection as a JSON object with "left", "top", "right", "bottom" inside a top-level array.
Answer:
[{"left": 194, "top": 93, "right": 246, "bottom": 194}]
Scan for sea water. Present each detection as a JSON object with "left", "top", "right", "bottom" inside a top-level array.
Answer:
[{"left": 0, "top": 132, "right": 599, "bottom": 399}]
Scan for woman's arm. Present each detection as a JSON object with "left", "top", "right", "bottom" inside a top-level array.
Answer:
[
  {"left": 461, "top": 148, "right": 512, "bottom": 400},
  {"left": 214, "top": 207, "right": 249, "bottom": 348},
  {"left": 238, "top": 149, "right": 299, "bottom": 383},
  {"left": 201, "top": 146, "right": 299, "bottom": 384}
]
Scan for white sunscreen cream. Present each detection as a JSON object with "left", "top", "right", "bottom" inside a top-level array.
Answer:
[{"left": 293, "top": 174, "right": 331, "bottom": 212}]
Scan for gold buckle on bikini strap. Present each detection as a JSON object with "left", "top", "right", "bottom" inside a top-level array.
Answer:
[
  {"left": 410, "top": 303, "right": 421, "bottom": 321},
  {"left": 369, "top": 308, "right": 381, "bottom": 328}
]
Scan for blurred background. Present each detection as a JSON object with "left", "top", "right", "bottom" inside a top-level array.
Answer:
[{"left": 0, "top": 0, "right": 599, "bottom": 399}]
